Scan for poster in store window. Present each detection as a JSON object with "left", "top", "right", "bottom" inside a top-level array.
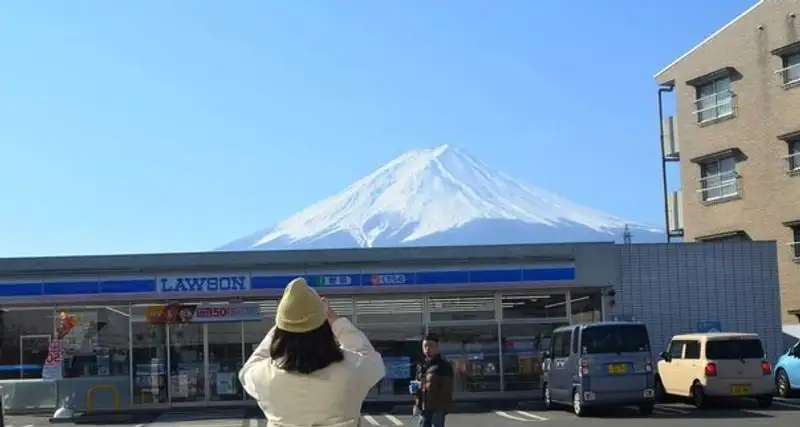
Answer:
[
  {"left": 382, "top": 357, "right": 411, "bottom": 379},
  {"left": 42, "top": 340, "right": 63, "bottom": 381},
  {"left": 215, "top": 372, "right": 236, "bottom": 395}
]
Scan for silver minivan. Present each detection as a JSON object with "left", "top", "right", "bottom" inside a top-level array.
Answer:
[{"left": 542, "top": 321, "right": 656, "bottom": 416}]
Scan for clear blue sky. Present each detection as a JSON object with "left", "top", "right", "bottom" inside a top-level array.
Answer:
[{"left": 0, "top": 0, "right": 756, "bottom": 257}]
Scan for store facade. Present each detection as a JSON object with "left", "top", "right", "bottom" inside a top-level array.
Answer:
[{"left": 0, "top": 241, "right": 783, "bottom": 413}]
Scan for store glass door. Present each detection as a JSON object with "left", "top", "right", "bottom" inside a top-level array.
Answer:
[
  {"left": 131, "top": 305, "right": 169, "bottom": 405},
  {"left": 207, "top": 322, "right": 244, "bottom": 401},
  {"left": 132, "top": 302, "right": 258, "bottom": 406},
  {"left": 168, "top": 321, "right": 206, "bottom": 404}
]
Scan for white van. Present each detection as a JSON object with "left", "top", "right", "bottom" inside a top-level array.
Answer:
[{"left": 656, "top": 332, "right": 774, "bottom": 408}]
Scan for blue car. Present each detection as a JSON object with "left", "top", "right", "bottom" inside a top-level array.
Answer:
[{"left": 775, "top": 340, "right": 800, "bottom": 397}]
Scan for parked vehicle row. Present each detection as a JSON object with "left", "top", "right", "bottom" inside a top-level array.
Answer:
[{"left": 540, "top": 321, "right": 800, "bottom": 417}]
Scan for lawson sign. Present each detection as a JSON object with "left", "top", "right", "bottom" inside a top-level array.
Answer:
[{"left": 158, "top": 275, "right": 250, "bottom": 293}]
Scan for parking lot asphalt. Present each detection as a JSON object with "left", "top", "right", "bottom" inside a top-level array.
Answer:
[{"left": 5, "top": 398, "right": 800, "bottom": 427}]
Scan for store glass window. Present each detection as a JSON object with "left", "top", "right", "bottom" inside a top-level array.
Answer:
[
  {"left": 0, "top": 307, "right": 55, "bottom": 380},
  {"left": 207, "top": 319, "right": 244, "bottom": 401},
  {"left": 357, "top": 296, "right": 421, "bottom": 325},
  {"left": 569, "top": 292, "right": 602, "bottom": 323},
  {"left": 501, "top": 323, "right": 565, "bottom": 391},
  {"left": 501, "top": 293, "right": 567, "bottom": 320},
  {"left": 428, "top": 325, "right": 501, "bottom": 393},
  {"left": 362, "top": 326, "right": 425, "bottom": 398},
  {"left": 53, "top": 305, "right": 132, "bottom": 410},
  {"left": 428, "top": 295, "right": 495, "bottom": 322},
  {"left": 131, "top": 304, "right": 168, "bottom": 404}
]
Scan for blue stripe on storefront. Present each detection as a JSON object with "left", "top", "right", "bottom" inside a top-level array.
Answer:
[
  {"left": 0, "top": 283, "right": 44, "bottom": 297},
  {"left": 0, "top": 266, "right": 574, "bottom": 298},
  {"left": 251, "top": 267, "right": 574, "bottom": 290},
  {"left": 100, "top": 279, "right": 157, "bottom": 294},
  {"left": 0, "top": 279, "right": 156, "bottom": 298}
]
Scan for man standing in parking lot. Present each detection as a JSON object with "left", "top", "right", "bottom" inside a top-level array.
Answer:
[{"left": 411, "top": 334, "right": 454, "bottom": 427}]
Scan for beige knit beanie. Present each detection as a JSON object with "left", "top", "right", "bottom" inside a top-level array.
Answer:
[{"left": 275, "top": 277, "right": 327, "bottom": 333}]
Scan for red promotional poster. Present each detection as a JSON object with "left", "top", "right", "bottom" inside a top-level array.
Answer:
[
  {"left": 145, "top": 303, "right": 260, "bottom": 324},
  {"left": 146, "top": 304, "right": 198, "bottom": 325}
]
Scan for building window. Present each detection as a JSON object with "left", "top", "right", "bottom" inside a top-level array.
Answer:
[
  {"left": 699, "top": 156, "right": 739, "bottom": 202},
  {"left": 788, "top": 139, "right": 800, "bottom": 173},
  {"left": 695, "top": 76, "right": 733, "bottom": 123},
  {"left": 779, "top": 52, "right": 800, "bottom": 86},
  {"left": 791, "top": 226, "right": 800, "bottom": 259}
]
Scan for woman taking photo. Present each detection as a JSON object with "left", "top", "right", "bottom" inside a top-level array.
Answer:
[{"left": 239, "top": 277, "right": 386, "bottom": 427}]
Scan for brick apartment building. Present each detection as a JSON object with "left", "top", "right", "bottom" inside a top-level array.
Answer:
[{"left": 654, "top": 0, "right": 800, "bottom": 323}]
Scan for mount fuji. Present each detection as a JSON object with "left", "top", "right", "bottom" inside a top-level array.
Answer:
[{"left": 217, "top": 145, "right": 663, "bottom": 251}]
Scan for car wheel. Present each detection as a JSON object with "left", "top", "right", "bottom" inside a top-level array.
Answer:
[
  {"left": 756, "top": 395, "right": 773, "bottom": 408},
  {"left": 691, "top": 383, "right": 708, "bottom": 409},
  {"left": 573, "top": 389, "right": 586, "bottom": 417},
  {"left": 543, "top": 383, "right": 554, "bottom": 409},
  {"left": 776, "top": 369, "right": 793, "bottom": 398},
  {"left": 639, "top": 402, "right": 654, "bottom": 415}
]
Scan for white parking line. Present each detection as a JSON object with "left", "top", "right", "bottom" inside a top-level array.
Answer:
[
  {"left": 384, "top": 414, "right": 404, "bottom": 426},
  {"left": 249, "top": 418, "right": 260, "bottom": 427},
  {"left": 363, "top": 415, "right": 383, "bottom": 426},
  {"left": 495, "top": 410, "right": 547, "bottom": 422},
  {"left": 515, "top": 410, "right": 548, "bottom": 421}
]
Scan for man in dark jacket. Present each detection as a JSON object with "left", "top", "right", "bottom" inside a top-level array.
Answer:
[{"left": 412, "top": 333, "right": 454, "bottom": 427}]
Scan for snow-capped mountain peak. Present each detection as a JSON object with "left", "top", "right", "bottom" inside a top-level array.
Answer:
[{"left": 218, "top": 145, "right": 662, "bottom": 251}]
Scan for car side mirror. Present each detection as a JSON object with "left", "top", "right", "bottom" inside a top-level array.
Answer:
[{"left": 659, "top": 351, "right": 671, "bottom": 362}]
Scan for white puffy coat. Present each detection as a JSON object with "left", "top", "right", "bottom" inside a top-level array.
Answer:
[{"left": 239, "top": 318, "right": 386, "bottom": 427}]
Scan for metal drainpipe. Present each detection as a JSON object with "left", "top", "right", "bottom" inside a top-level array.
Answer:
[{"left": 657, "top": 85, "right": 675, "bottom": 243}]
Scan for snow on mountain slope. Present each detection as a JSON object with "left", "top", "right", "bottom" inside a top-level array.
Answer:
[{"left": 217, "top": 144, "right": 663, "bottom": 251}]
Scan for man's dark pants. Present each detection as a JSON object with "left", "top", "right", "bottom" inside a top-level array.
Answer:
[{"left": 418, "top": 410, "right": 445, "bottom": 427}]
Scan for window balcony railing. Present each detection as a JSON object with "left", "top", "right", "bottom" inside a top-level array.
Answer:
[
  {"left": 784, "top": 151, "right": 800, "bottom": 173},
  {"left": 697, "top": 171, "right": 740, "bottom": 202},
  {"left": 775, "top": 62, "right": 800, "bottom": 87},
  {"left": 787, "top": 241, "right": 800, "bottom": 260},
  {"left": 693, "top": 90, "right": 734, "bottom": 123}
]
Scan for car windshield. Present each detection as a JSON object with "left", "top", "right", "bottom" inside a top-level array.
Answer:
[
  {"left": 581, "top": 324, "right": 650, "bottom": 354},
  {"left": 706, "top": 339, "right": 764, "bottom": 360}
]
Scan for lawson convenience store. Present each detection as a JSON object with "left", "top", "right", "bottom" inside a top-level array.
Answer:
[
  {"left": 0, "top": 243, "right": 606, "bottom": 412},
  {"left": 0, "top": 241, "right": 783, "bottom": 413}
]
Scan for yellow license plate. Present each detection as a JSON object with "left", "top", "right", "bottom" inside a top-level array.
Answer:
[
  {"left": 607, "top": 364, "right": 628, "bottom": 374},
  {"left": 731, "top": 385, "right": 751, "bottom": 396}
]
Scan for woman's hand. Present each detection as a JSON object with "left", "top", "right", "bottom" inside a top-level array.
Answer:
[{"left": 321, "top": 297, "right": 341, "bottom": 322}]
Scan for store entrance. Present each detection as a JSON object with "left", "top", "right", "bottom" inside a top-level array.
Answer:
[{"left": 131, "top": 303, "right": 251, "bottom": 406}]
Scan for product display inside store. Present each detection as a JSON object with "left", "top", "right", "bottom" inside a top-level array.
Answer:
[{"left": 429, "top": 325, "right": 501, "bottom": 393}]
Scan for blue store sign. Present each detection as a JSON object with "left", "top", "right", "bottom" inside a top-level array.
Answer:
[
  {"left": 313, "top": 275, "right": 357, "bottom": 287},
  {"left": 158, "top": 275, "right": 250, "bottom": 293},
  {"left": 0, "top": 265, "right": 574, "bottom": 298}
]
